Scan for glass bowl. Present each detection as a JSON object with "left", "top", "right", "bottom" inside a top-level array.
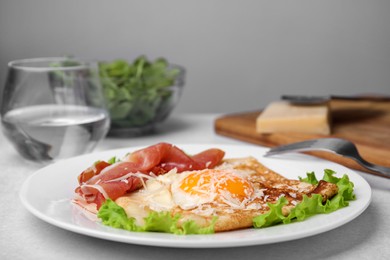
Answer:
[{"left": 99, "top": 58, "right": 185, "bottom": 137}]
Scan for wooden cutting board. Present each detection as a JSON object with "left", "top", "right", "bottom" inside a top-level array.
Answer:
[{"left": 214, "top": 100, "right": 390, "bottom": 177}]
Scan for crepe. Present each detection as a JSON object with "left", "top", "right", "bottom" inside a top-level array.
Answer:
[{"left": 115, "top": 157, "right": 338, "bottom": 232}]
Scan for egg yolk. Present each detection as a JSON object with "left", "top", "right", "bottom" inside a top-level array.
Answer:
[{"left": 179, "top": 170, "right": 254, "bottom": 201}]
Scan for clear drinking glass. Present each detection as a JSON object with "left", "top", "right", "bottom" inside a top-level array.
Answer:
[{"left": 0, "top": 57, "right": 110, "bottom": 163}]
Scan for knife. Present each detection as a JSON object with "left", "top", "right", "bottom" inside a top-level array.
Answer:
[{"left": 281, "top": 94, "right": 390, "bottom": 105}]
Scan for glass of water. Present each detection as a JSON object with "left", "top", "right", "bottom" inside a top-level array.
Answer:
[{"left": 0, "top": 57, "right": 110, "bottom": 163}]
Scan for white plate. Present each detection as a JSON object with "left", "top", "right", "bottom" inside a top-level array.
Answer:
[{"left": 19, "top": 144, "right": 371, "bottom": 248}]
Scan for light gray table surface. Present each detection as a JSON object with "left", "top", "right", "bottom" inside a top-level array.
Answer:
[{"left": 0, "top": 114, "right": 389, "bottom": 260}]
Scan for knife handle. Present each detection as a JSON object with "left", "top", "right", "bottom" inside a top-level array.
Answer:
[{"left": 331, "top": 94, "right": 390, "bottom": 101}]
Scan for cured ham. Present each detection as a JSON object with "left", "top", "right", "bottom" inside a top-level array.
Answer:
[{"left": 74, "top": 143, "right": 225, "bottom": 209}]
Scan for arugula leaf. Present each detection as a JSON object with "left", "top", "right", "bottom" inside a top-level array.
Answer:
[
  {"left": 99, "top": 56, "right": 182, "bottom": 127},
  {"left": 97, "top": 199, "right": 217, "bottom": 235},
  {"left": 253, "top": 170, "right": 356, "bottom": 228}
]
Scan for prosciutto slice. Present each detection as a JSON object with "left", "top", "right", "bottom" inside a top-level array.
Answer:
[{"left": 75, "top": 143, "right": 225, "bottom": 209}]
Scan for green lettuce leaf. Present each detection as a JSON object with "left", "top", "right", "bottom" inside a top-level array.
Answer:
[
  {"left": 252, "top": 196, "right": 289, "bottom": 228},
  {"left": 253, "top": 170, "right": 355, "bottom": 228},
  {"left": 180, "top": 217, "right": 218, "bottom": 234},
  {"left": 298, "top": 171, "right": 318, "bottom": 185},
  {"left": 107, "top": 156, "right": 119, "bottom": 164},
  {"left": 142, "top": 211, "right": 182, "bottom": 233},
  {"left": 97, "top": 199, "right": 142, "bottom": 232},
  {"left": 97, "top": 199, "right": 217, "bottom": 235}
]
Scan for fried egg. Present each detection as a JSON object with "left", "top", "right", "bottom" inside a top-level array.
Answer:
[{"left": 115, "top": 157, "right": 338, "bottom": 232}]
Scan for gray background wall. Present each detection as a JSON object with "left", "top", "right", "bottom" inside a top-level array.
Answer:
[{"left": 1, "top": 0, "right": 389, "bottom": 114}]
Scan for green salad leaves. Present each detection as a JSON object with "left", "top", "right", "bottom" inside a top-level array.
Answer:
[
  {"left": 98, "top": 199, "right": 217, "bottom": 235},
  {"left": 99, "top": 56, "right": 182, "bottom": 127},
  {"left": 253, "top": 169, "right": 355, "bottom": 228},
  {"left": 97, "top": 169, "right": 355, "bottom": 234}
]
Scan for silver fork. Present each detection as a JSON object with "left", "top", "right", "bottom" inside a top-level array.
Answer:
[{"left": 264, "top": 138, "right": 390, "bottom": 178}]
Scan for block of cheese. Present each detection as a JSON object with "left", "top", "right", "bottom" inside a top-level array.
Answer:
[{"left": 256, "top": 101, "right": 331, "bottom": 135}]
